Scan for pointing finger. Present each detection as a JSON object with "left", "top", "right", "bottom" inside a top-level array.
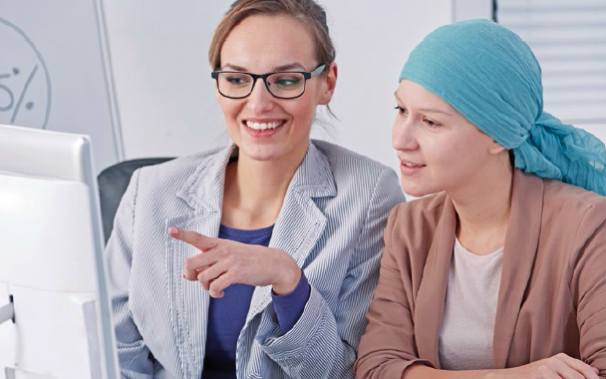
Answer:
[{"left": 169, "top": 227, "right": 218, "bottom": 251}]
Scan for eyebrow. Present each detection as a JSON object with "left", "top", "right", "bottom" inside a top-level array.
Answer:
[
  {"left": 221, "top": 62, "right": 307, "bottom": 72},
  {"left": 394, "top": 91, "right": 454, "bottom": 117}
]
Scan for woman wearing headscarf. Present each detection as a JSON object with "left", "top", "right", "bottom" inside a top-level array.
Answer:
[{"left": 355, "top": 19, "right": 606, "bottom": 379}]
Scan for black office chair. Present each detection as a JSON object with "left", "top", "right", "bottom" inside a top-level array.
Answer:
[{"left": 98, "top": 157, "right": 174, "bottom": 244}]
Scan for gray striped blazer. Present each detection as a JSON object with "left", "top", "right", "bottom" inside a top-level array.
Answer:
[{"left": 105, "top": 140, "right": 405, "bottom": 379}]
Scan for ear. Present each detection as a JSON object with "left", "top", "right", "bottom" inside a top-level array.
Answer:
[
  {"left": 318, "top": 62, "right": 337, "bottom": 105},
  {"left": 488, "top": 139, "right": 507, "bottom": 155}
]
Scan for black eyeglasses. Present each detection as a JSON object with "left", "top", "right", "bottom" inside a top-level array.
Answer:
[{"left": 211, "top": 64, "right": 326, "bottom": 100}]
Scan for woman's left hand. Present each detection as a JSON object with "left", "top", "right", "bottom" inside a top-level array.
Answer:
[{"left": 169, "top": 227, "right": 301, "bottom": 298}]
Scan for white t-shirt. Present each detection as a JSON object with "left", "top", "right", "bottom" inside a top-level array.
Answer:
[{"left": 438, "top": 238, "right": 503, "bottom": 371}]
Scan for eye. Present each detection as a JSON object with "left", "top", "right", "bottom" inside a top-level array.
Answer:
[
  {"left": 270, "top": 73, "right": 303, "bottom": 89},
  {"left": 394, "top": 105, "right": 407, "bottom": 115},
  {"left": 222, "top": 73, "right": 252, "bottom": 87},
  {"left": 423, "top": 118, "right": 440, "bottom": 128},
  {"left": 277, "top": 78, "right": 300, "bottom": 87}
]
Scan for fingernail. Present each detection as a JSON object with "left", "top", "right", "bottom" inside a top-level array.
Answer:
[{"left": 169, "top": 227, "right": 178, "bottom": 236}]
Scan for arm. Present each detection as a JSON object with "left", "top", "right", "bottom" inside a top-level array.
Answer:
[
  {"left": 404, "top": 355, "right": 600, "bottom": 379},
  {"left": 271, "top": 272, "right": 311, "bottom": 334},
  {"left": 104, "top": 170, "right": 154, "bottom": 379},
  {"left": 356, "top": 202, "right": 604, "bottom": 379},
  {"left": 355, "top": 205, "right": 434, "bottom": 379},
  {"left": 571, "top": 204, "right": 606, "bottom": 377},
  {"left": 255, "top": 168, "right": 405, "bottom": 379}
]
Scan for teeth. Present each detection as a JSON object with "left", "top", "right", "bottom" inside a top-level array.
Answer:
[
  {"left": 403, "top": 162, "right": 423, "bottom": 167},
  {"left": 245, "top": 121, "right": 283, "bottom": 130}
]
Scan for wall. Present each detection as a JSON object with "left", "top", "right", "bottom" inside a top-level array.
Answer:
[
  {"left": 102, "top": 0, "right": 454, "bottom": 179},
  {"left": 1, "top": 0, "right": 122, "bottom": 174}
]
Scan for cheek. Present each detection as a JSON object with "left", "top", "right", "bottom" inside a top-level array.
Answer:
[
  {"left": 217, "top": 98, "right": 242, "bottom": 123},
  {"left": 215, "top": 89, "right": 228, "bottom": 111},
  {"left": 451, "top": 142, "right": 477, "bottom": 161},
  {"left": 426, "top": 140, "right": 468, "bottom": 173},
  {"left": 286, "top": 100, "right": 316, "bottom": 128},
  {"left": 391, "top": 121, "right": 404, "bottom": 145},
  {"left": 438, "top": 143, "right": 484, "bottom": 179}
]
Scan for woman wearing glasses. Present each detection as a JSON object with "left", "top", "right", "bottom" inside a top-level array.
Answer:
[
  {"left": 355, "top": 20, "right": 606, "bottom": 379},
  {"left": 105, "top": 0, "right": 404, "bottom": 378}
]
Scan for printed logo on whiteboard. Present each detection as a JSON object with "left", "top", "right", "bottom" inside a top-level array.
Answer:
[{"left": 0, "top": 17, "right": 51, "bottom": 130}]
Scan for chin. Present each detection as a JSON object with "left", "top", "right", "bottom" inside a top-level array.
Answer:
[
  {"left": 239, "top": 145, "right": 283, "bottom": 162},
  {"left": 403, "top": 189, "right": 431, "bottom": 198},
  {"left": 400, "top": 181, "right": 436, "bottom": 198}
]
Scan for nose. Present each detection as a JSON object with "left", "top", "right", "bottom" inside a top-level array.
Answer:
[
  {"left": 246, "top": 78, "right": 275, "bottom": 113},
  {"left": 392, "top": 115, "right": 419, "bottom": 152}
]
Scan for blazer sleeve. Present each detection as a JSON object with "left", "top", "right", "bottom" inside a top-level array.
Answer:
[
  {"left": 355, "top": 205, "right": 434, "bottom": 379},
  {"left": 104, "top": 169, "right": 155, "bottom": 379},
  {"left": 570, "top": 201, "right": 606, "bottom": 377},
  {"left": 255, "top": 167, "right": 405, "bottom": 379}
]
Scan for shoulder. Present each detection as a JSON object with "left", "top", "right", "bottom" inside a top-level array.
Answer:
[
  {"left": 542, "top": 178, "right": 606, "bottom": 226},
  {"left": 311, "top": 140, "right": 405, "bottom": 210},
  {"left": 133, "top": 144, "right": 229, "bottom": 192},
  {"left": 312, "top": 139, "right": 399, "bottom": 188},
  {"left": 382, "top": 193, "right": 448, "bottom": 261},
  {"left": 379, "top": 193, "right": 450, "bottom": 280},
  {"left": 541, "top": 178, "right": 606, "bottom": 239},
  {"left": 388, "top": 192, "right": 448, "bottom": 233},
  {"left": 313, "top": 139, "right": 389, "bottom": 172}
]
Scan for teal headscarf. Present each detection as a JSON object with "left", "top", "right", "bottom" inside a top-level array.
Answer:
[{"left": 399, "top": 19, "right": 606, "bottom": 196}]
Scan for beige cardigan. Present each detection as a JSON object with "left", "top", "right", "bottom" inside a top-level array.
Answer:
[{"left": 355, "top": 170, "right": 606, "bottom": 378}]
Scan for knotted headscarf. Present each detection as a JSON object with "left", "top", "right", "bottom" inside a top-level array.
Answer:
[{"left": 399, "top": 19, "right": 606, "bottom": 196}]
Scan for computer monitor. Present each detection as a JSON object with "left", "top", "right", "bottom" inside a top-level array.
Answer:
[{"left": 0, "top": 124, "right": 119, "bottom": 379}]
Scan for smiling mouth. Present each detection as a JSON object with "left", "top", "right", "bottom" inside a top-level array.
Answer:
[
  {"left": 244, "top": 120, "right": 286, "bottom": 131},
  {"left": 401, "top": 161, "right": 425, "bottom": 168}
]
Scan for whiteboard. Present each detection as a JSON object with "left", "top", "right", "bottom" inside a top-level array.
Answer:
[{"left": 0, "top": 0, "right": 123, "bottom": 173}]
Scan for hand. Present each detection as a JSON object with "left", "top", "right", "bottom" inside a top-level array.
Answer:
[
  {"left": 168, "top": 227, "right": 301, "bottom": 298},
  {"left": 499, "top": 353, "right": 600, "bottom": 379}
]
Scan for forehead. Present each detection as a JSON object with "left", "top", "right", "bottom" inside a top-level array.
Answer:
[
  {"left": 396, "top": 80, "right": 457, "bottom": 113},
  {"left": 220, "top": 14, "right": 317, "bottom": 71}
]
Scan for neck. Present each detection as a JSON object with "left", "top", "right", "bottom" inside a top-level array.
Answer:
[
  {"left": 221, "top": 148, "right": 306, "bottom": 229},
  {"left": 450, "top": 161, "right": 513, "bottom": 255}
]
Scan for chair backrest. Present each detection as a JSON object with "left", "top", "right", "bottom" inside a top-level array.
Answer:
[{"left": 98, "top": 157, "right": 174, "bottom": 244}]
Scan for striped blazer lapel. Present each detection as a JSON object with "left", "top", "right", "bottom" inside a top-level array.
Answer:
[
  {"left": 166, "top": 213, "right": 219, "bottom": 379},
  {"left": 244, "top": 142, "right": 336, "bottom": 325},
  {"left": 166, "top": 144, "right": 234, "bottom": 379}
]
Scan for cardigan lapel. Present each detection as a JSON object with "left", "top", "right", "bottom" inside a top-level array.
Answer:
[
  {"left": 244, "top": 142, "right": 336, "bottom": 325},
  {"left": 413, "top": 170, "right": 544, "bottom": 369},
  {"left": 493, "top": 170, "right": 544, "bottom": 368},
  {"left": 414, "top": 196, "right": 457, "bottom": 368},
  {"left": 166, "top": 144, "right": 235, "bottom": 379}
]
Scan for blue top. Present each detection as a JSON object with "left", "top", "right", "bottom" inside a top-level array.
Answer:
[{"left": 202, "top": 224, "right": 310, "bottom": 379}]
